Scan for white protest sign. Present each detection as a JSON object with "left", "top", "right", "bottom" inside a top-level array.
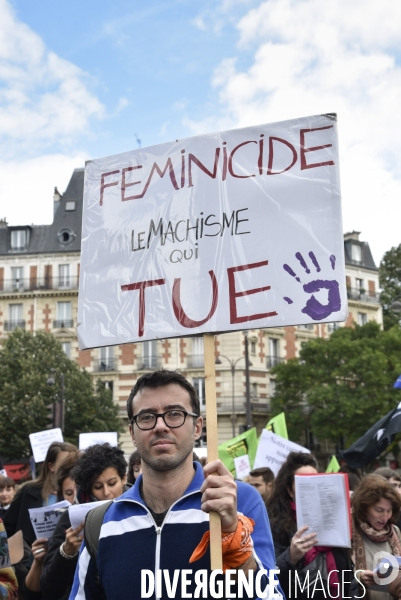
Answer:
[
  {"left": 234, "top": 454, "right": 251, "bottom": 480},
  {"left": 78, "top": 114, "right": 346, "bottom": 349},
  {"left": 29, "top": 428, "right": 64, "bottom": 463},
  {"left": 69, "top": 500, "right": 110, "bottom": 530},
  {"left": 79, "top": 432, "right": 118, "bottom": 450},
  {"left": 253, "top": 430, "right": 310, "bottom": 475},
  {"left": 29, "top": 500, "right": 70, "bottom": 539}
]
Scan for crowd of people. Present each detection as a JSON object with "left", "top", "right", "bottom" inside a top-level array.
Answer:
[{"left": 1, "top": 369, "right": 401, "bottom": 599}]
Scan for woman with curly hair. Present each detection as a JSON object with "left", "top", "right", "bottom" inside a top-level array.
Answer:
[
  {"left": 352, "top": 474, "right": 401, "bottom": 600},
  {"left": 267, "top": 451, "right": 353, "bottom": 599},
  {"left": 40, "top": 444, "right": 127, "bottom": 600}
]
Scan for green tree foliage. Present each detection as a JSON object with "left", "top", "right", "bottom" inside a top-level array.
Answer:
[
  {"left": 379, "top": 244, "right": 401, "bottom": 330},
  {"left": 270, "top": 322, "right": 401, "bottom": 448},
  {"left": 0, "top": 329, "right": 124, "bottom": 459}
]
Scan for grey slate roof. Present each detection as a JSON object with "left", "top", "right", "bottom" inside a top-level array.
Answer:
[
  {"left": 0, "top": 168, "right": 84, "bottom": 256},
  {"left": 344, "top": 239, "right": 377, "bottom": 271}
]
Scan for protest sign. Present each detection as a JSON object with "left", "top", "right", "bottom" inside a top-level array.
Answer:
[
  {"left": 295, "top": 473, "right": 351, "bottom": 547},
  {"left": 29, "top": 501, "right": 70, "bottom": 539},
  {"left": 234, "top": 454, "right": 251, "bottom": 480},
  {"left": 218, "top": 428, "right": 258, "bottom": 476},
  {"left": 253, "top": 430, "right": 309, "bottom": 475},
  {"left": 77, "top": 114, "right": 346, "bottom": 349},
  {"left": 79, "top": 432, "right": 118, "bottom": 450},
  {"left": 326, "top": 455, "right": 341, "bottom": 473},
  {"left": 29, "top": 428, "right": 63, "bottom": 463},
  {"left": 265, "top": 412, "right": 288, "bottom": 439}
]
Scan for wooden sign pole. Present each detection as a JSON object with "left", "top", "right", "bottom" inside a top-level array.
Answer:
[{"left": 203, "top": 333, "right": 223, "bottom": 570}]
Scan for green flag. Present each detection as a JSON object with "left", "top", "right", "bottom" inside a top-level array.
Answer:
[
  {"left": 326, "top": 455, "right": 341, "bottom": 473},
  {"left": 265, "top": 413, "right": 288, "bottom": 439},
  {"left": 218, "top": 428, "right": 258, "bottom": 477}
]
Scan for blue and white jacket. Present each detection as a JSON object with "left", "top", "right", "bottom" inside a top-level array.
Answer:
[{"left": 69, "top": 462, "right": 283, "bottom": 599}]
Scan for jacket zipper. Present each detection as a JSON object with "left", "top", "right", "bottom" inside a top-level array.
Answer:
[{"left": 115, "top": 490, "right": 203, "bottom": 599}]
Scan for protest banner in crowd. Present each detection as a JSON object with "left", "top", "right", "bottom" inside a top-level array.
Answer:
[
  {"left": 218, "top": 428, "right": 258, "bottom": 476},
  {"left": 29, "top": 428, "right": 63, "bottom": 463},
  {"left": 265, "top": 412, "right": 288, "bottom": 439},
  {"left": 77, "top": 114, "right": 345, "bottom": 349},
  {"left": 253, "top": 430, "right": 309, "bottom": 475}
]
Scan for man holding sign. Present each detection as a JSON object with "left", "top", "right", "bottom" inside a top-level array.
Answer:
[{"left": 70, "top": 370, "right": 282, "bottom": 599}]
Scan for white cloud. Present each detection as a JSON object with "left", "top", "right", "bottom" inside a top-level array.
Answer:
[
  {"left": 0, "top": 153, "right": 88, "bottom": 225},
  {"left": 189, "top": 0, "right": 401, "bottom": 262},
  {"left": 0, "top": 0, "right": 104, "bottom": 156}
]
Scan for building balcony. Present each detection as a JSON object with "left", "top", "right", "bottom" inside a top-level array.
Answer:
[
  {"left": 0, "top": 277, "right": 79, "bottom": 294},
  {"left": 186, "top": 355, "right": 204, "bottom": 368},
  {"left": 94, "top": 359, "right": 116, "bottom": 372},
  {"left": 215, "top": 396, "right": 268, "bottom": 413},
  {"left": 137, "top": 356, "right": 161, "bottom": 370},
  {"left": 4, "top": 320, "right": 25, "bottom": 331},
  {"left": 266, "top": 356, "right": 285, "bottom": 368},
  {"left": 347, "top": 287, "right": 380, "bottom": 303},
  {"left": 53, "top": 320, "right": 74, "bottom": 329}
]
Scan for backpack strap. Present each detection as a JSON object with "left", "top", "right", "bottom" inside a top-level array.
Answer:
[{"left": 84, "top": 500, "right": 113, "bottom": 562}]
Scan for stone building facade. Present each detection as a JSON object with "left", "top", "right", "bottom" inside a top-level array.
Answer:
[{"left": 0, "top": 170, "right": 382, "bottom": 453}]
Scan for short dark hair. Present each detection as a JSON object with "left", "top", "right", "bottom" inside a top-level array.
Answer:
[
  {"left": 0, "top": 476, "right": 15, "bottom": 490},
  {"left": 126, "top": 369, "right": 200, "bottom": 422},
  {"left": 352, "top": 474, "right": 401, "bottom": 525},
  {"left": 71, "top": 444, "right": 127, "bottom": 494},
  {"left": 249, "top": 467, "right": 274, "bottom": 484}
]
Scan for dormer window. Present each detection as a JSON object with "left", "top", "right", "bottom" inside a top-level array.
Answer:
[
  {"left": 10, "top": 229, "right": 28, "bottom": 251},
  {"left": 65, "top": 201, "right": 76, "bottom": 211},
  {"left": 351, "top": 243, "right": 362, "bottom": 263}
]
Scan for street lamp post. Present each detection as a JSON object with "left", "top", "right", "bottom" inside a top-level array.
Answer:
[
  {"left": 46, "top": 369, "right": 65, "bottom": 431},
  {"left": 216, "top": 341, "right": 252, "bottom": 437}
]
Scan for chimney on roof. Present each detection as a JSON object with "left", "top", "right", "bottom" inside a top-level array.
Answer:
[
  {"left": 344, "top": 231, "right": 361, "bottom": 241},
  {"left": 53, "top": 187, "right": 62, "bottom": 217},
  {"left": 0, "top": 218, "right": 7, "bottom": 228}
]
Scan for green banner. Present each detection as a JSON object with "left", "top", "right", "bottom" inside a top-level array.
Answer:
[
  {"left": 326, "top": 455, "right": 341, "bottom": 473},
  {"left": 265, "top": 412, "right": 288, "bottom": 439},
  {"left": 218, "top": 428, "right": 258, "bottom": 476}
]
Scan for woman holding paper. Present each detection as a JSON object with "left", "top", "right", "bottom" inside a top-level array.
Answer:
[
  {"left": 3, "top": 441, "right": 77, "bottom": 546},
  {"left": 351, "top": 474, "right": 401, "bottom": 600},
  {"left": 267, "top": 451, "right": 353, "bottom": 599},
  {"left": 40, "top": 443, "right": 128, "bottom": 600}
]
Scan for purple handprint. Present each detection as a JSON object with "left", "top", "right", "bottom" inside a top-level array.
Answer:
[{"left": 283, "top": 251, "right": 341, "bottom": 320}]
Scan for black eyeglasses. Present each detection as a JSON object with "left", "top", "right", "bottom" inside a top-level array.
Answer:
[{"left": 130, "top": 409, "right": 198, "bottom": 430}]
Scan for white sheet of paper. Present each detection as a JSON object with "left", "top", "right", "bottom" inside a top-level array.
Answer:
[
  {"left": 79, "top": 432, "right": 118, "bottom": 450},
  {"left": 295, "top": 474, "right": 351, "bottom": 547},
  {"left": 253, "top": 430, "right": 310, "bottom": 475},
  {"left": 29, "top": 428, "right": 64, "bottom": 463},
  {"left": 29, "top": 500, "right": 70, "bottom": 539},
  {"left": 234, "top": 454, "right": 251, "bottom": 479},
  {"left": 68, "top": 500, "right": 111, "bottom": 530}
]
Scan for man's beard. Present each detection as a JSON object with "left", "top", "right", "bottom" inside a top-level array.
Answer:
[{"left": 138, "top": 434, "right": 194, "bottom": 472}]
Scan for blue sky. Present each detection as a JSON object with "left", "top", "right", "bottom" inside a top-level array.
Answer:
[{"left": 1, "top": 0, "right": 401, "bottom": 264}]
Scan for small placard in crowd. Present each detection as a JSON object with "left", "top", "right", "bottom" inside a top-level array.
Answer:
[
  {"left": 29, "top": 428, "right": 64, "bottom": 463},
  {"left": 253, "top": 430, "right": 309, "bottom": 475}
]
